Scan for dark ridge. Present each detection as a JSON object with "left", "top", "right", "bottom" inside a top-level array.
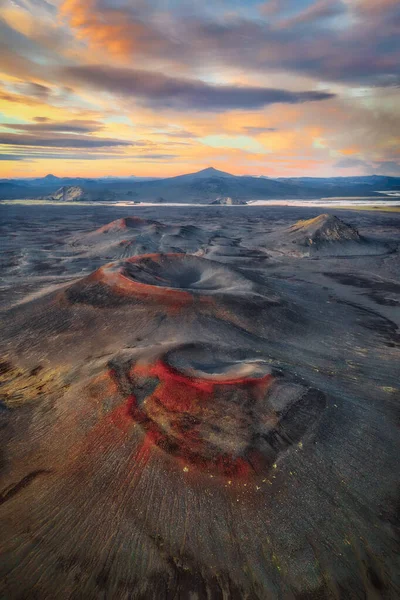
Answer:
[{"left": 0, "top": 470, "right": 51, "bottom": 505}]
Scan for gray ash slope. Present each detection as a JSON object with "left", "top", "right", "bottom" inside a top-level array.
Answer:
[{"left": 0, "top": 203, "right": 399, "bottom": 599}]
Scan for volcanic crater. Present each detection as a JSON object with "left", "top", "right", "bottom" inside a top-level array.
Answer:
[
  {"left": 71, "top": 217, "right": 211, "bottom": 259},
  {"left": 64, "top": 253, "right": 258, "bottom": 307},
  {"left": 108, "top": 343, "right": 327, "bottom": 478}
]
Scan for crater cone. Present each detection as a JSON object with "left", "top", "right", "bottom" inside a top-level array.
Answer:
[
  {"left": 64, "top": 253, "right": 254, "bottom": 307},
  {"left": 288, "top": 214, "right": 361, "bottom": 245},
  {"left": 262, "top": 213, "right": 388, "bottom": 257},
  {"left": 93, "top": 217, "right": 165, "bottom": 234},
  {"left": 72, "top": 217, "right": 210, "bottom": 258},
  {"left": 109, "top": 344, "right": 327, "bottom": 478}
]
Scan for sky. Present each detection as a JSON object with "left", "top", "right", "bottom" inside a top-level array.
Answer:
[{"left": 0, "top": 0, "right": 399, "bottom": 178}]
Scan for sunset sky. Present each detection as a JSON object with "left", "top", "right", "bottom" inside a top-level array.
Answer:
[{"left": 0, "top": 0, "right": 399, "bottom": 178}]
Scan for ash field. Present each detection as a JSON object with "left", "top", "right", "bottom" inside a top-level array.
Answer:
[{"left": 0, "top": 203, "right": 399, "bottom": 599}]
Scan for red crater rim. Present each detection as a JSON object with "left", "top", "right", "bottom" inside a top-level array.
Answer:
[
  {"left": 64, "top": 253, "right": 253, "bottom": 307},
  {"left": 109, "top": 344, "right": 327, "bottom": 479},
  {"left": 94, "top": 217, "right": 164, "bottom": 234}
]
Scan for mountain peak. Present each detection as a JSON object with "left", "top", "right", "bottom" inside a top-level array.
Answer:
[
  {"left": 169, "top": 166, "right": 234, "bottom": 183},
  {"left": 197, "top": 167, "right": 233, "bottom": 177},
  {"left": 200, "top": 167, "right": 219, "bottom": 174}
]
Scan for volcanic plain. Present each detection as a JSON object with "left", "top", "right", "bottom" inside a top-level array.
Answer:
[{"left": 0, "top": 203, "right": 399, "bottom": 599}]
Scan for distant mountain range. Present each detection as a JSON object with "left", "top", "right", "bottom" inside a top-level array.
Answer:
[{"left": 1, "top": 167, "right": 399, "bottom": 203}]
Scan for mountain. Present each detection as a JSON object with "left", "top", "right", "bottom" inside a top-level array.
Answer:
[
  {"left": 42, "top": 174, "right": 60, "bottom": 182},
  {"left": 0, "top": 169, "right": 399, "bottom": 203},
  {"left": 168, "top": 167, "right": 236, "bottom": 181},
  {"left": 43, "top": 185, "right": 117, "bottom": 202},
  {"left": 277, "top": 175, "right": 400, "bottom": 193},
  {"left": 0, "top": 181, "right": 38, "bottom": 200},
  {"left": 128, "top": 168, "right": 303, "bottom": 203}
]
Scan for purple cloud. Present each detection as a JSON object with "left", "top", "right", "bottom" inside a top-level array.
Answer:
[
  {"left": 2, "top": 120, "right": 104, "bottom": 134},
  {"left": 0, "top": 132, "right": 133, "bottom": 148},
  {"left": 62, "top": 64, "right": 334, "bottom": 112}
]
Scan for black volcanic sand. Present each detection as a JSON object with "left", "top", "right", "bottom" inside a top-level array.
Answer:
[{"left": 0, "top": 204, "right": 399, "bottom": 599}]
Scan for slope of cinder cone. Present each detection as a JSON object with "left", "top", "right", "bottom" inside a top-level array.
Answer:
[
  {"left": 62, "top": 253, "right": 256, "bottom": 307},
  {"left": 288, "top": 214, "right": 361, "bottom": 245},
  {"left": 258, "top": 213, "right": 389, "bottom": 257},
  {"left": 0, "top": 251, "right": 304, "bottom": 373},
  {"left": 69, "top": 217, "right": 211, "bottom": 259},
  {"left": 94, "top": 217, "right": 163, "bottom": 233}
]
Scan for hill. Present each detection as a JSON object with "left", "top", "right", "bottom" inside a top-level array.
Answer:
[
  {"left": 44, "top": 185, "right": 117, "bottom": 202},
  {"left": 260, "top": 213, "right": 389, "bottom": 257}
]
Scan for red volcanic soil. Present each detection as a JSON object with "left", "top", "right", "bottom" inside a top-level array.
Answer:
[
  {"left": 85, "top": 254, "right": 195, "bottom": 307},
  {"left": 72, "top": 218, "right": 210, "bottom": 259},
  {"left": 94, "top": 217, "right": 163, "bottom": 234},
  {"left": 98, "top": 344, "right": 326, "bottom": 480},
  {"left": 63, "top": 253, "right": 252, "bottom": 309},
  {"left": 128, "top": 358, "right": 272, "bottom": 478}
]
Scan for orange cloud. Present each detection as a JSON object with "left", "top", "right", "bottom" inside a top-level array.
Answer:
[
  {"left": 60, "top": 0, "right": 179, "bottom": 65},
  {"left": 340, "top": 147, "right": 359, "bottom": 155}
]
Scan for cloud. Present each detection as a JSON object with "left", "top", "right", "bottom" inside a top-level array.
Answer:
[
  {"left": 130, "top": 154, "right": 179, "bottom": 160},
  {"left": 277, "top": 1, "right": 345, "bottom": 28},
  {"left": 0, "top": 132, "right": 133, "bottom": 148},
  {"left": 0, "top": 89, "right": 40, "bottom": 106},
  {"left": 10, "top": 0, "right": 57, "bottom": 17},
  {"left": 190, "top": 14, "right": 400, "bottom": 87},
  {"left": 12, "top": 82, "right": 52, "bottom": 99},
  {"left": 2, "top": 119, "right": 103, "bottom": 134},
  {"left": 62, "top": 64, "right": 334, "bottom": 112},
  {"left": 60, "top": 1, "right": 400, "bottom": 87},
  {"left": 0, "top": 152, "right": 157, "bottom": 161},
  {"left": 159, "top": 130, "right": 197, "bottom": 139},
  {"left": 60, "top": 0, "right": 185, "bottom": 62},
  {"left": 0, "top": 151, "right": 179, "bottom": 162},
  {"left": 6, "top": 80, "right": 75, "bottom": 104},
  {"left": 374, "top": 161, "right": 400, "bottom": 176},
  {"left": 0, "top": 16, "right": 63, "bottom": 80},
  {"left": 260, "top": 1, "right": 285, "bottom": 16},
  {"left": 334, "top": 158, "right": 400, "bottom": 176},
  {"left": 334, "top": 158, "right": 370, "bottom": 169},
  {"left": 0, "top": 154, "right": 25, "bottom": 161},
  {"left": 243, "top": 126, "right": 278, "bottom": 134}
]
